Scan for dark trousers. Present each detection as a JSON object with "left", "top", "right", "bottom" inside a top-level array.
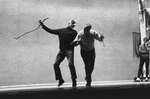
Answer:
[
  {"left": 138, "top": 56, "right": 149, "bottom": 77},
  {"left": 53, "top": 50, "right": 77, "bottom": 81},
  {"left": 81, "top": 48, "right": 95, "bottom": 83}
]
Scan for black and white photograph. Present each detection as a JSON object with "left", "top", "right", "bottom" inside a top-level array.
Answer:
[{"left": 0, "top": 0, "right": 150, "bottom": 98}]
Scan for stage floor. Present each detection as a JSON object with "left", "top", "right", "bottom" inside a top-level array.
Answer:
[{"left": 0, "top": 80, "right": 150, "bottom": 99}]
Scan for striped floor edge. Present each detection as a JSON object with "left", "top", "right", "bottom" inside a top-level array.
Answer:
[{"left": 0, "top": 80, "right": 150, "bottom": 94}]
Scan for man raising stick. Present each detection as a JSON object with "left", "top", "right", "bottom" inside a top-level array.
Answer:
[{"left": 39, "top": 20, "right": 78, "bottom": 87}]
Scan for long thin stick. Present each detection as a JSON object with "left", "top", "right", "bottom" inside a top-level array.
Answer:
[
  {"left": 14, "top": 25, "right": 40, "bottom": 40},
  {"left": 14, "top": 18, "right": 49, "bottom": 40},
  {"left": 97, "top": 24, "right": 105, "bottom": 47}
]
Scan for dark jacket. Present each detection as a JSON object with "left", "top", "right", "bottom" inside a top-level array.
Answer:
[
  {"left": 42, "top": 25, "right": 77, "bottom": 51},
  {"left": 139, "top": 43, "right": 149, "bottom": 58}
]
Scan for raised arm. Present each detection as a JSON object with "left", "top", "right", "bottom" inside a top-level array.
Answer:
[{"left": 39, "top": 20, "right": 59, "bottom": 35}]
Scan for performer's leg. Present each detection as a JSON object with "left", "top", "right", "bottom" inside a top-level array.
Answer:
[
  {"left": 89, "top": 49, "right": 96, "bottom": 74},
  {"left": 137, "top": 57, "right": 144, "bottom": 78},
  {"left": 81, "top": 49, "right": 91, "bottom": 86},
  {"left": 66, "top": 50, "right": 77, "bottom": 87},
  {"left": 53, "top": 51, "right": 65, "bottom": 85},
  {"left": 145, "top": 57, "right": 149, "bottom": 78}
]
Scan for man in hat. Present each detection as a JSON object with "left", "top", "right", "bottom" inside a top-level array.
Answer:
[
  {"left": 39, "top": 20, "right": 77, "bottom": 87},
  {"left": 72, "top": 23, "right": 104, "bottom": 86},
  {"left": 135, "top": 37, "right": 150, "bottom": 82}
]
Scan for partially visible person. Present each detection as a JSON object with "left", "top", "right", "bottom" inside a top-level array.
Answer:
[
  {"left": 72, "top": 23, "right": 104, "bottom": 86},
  {"left": 135, "top": 37, "right": 150, "bottom": 82},
  {"left": 39, "top": 20, "right": 78, "bottom": 87}
]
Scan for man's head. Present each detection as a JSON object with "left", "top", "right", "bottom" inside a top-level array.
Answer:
[
  {"left": 68, "top": 20, "right": 76, "bottom": 29},
  {"left": 83, "top": 23, "right": 92, "bottom": 35}
]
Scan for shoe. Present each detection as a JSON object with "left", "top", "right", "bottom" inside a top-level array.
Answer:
[
  {"left": 58, "top": 79, "right": 65, "bottom": 86},
  {"left": 86, "top": 82, "right": 91, "bottom": 86},
  {"left": 72, "top": 79, "right": 77, "bottom": 87},
  {"left": 145, "top": 77, "right": 149, "bottom": 82},
  {"left": 134, "top": 77, "right": 141, "bottom": 82}
]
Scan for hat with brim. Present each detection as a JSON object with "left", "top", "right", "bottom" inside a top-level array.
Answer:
[{"left": 68, "top": 20, "right": 76, "bottom": 26}]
